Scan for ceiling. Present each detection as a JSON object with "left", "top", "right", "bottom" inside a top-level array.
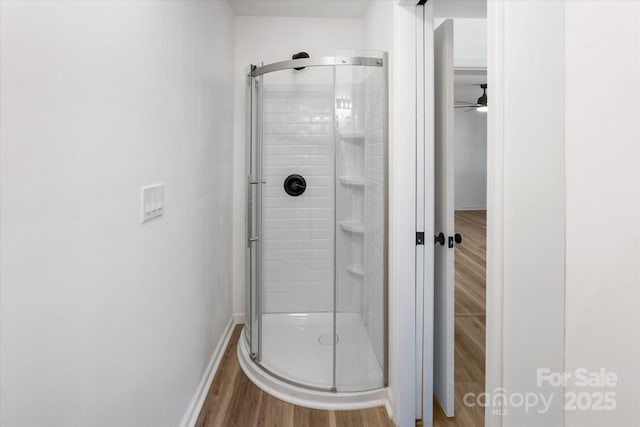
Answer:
[
  {"left": 454, "top": 70, "right": 487, "bottom": 104},
  {"left": 228, "top": 0, "right": 486, "bottom": 20},
  {"left": 229, "top": 0, "right": 487, "bottom": 18},
  {"left": 228, "top": 0, "right": 371, "bottom": 18}
]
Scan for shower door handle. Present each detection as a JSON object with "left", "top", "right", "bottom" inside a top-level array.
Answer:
[
  {"left": 247, "top": 176, "right": 258, "bottom": 246},
  {"left": 247, "top": 177, "right": 252, "bottom": 247}
]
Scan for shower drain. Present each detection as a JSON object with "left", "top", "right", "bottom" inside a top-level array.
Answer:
[{"left": 318, "top": 333, "right": 339, "bottom": 345}]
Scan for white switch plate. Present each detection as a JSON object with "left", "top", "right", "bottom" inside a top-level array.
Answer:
[{"left": 141, "top": 183, "right": 164, "bottom": 223}]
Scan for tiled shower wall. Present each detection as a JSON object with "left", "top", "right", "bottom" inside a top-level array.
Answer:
[
  {"left": 261, "top": 85, "right": 334, "bottom": 313},
  {"left": 364, "top": 69, "right": 386, "bottom": 367}
]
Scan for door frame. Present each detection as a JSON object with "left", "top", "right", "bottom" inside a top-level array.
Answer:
[
  {"left": 484, "top": 1, "right": 505, "bottom": 425},
  {"left": 415, "top": 2, "right": 435, "bottom": 424}
]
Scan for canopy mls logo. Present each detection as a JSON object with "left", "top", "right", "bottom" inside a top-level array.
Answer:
[
  {"left": 463, "top": 368, "right": 618, "bottom": 415},
  {"left": 463, "top": 388, "right": 555, "bottom": 415}
]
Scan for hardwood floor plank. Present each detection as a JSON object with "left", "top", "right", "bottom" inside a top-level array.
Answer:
[
  {"left": 195, "top": 326, "right": 243, "bottom": 427},
  {"left": 221, "top": 366, "right": 262, "bottom": 427},
  {"left": 335, "top": 409, "right": 365, "bottom": 427},
  {"left": 363, "top": 407, "right": 396, "bottom": 427},
  {"left": 294, "top": 406, "right": 332, "bottom": 427},
  {"left": 256, "top": 392, "right": 294, "bottom": 427}
]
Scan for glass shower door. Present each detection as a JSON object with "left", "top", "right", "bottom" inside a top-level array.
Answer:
[
  {"left": 257, "top": 65, "right": 336, "bottom": 390},
  {"left": 334, "top": 56, "right": 387, "bottom": 391}
]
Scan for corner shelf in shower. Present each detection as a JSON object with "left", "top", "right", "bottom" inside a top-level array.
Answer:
[
  {"left": 339, "top": 176, "right": 365, "bottom": 188},
  {"left": 339, "top": 221, "right": 364, "bottom": 234},
  {"left": 339, "top": 132, "right": 365, "bottom": 143},
  {"left": 346, "top": 263, "right": 364, "bottom": 277}
]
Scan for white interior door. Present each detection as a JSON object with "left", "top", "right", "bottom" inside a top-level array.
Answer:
[{"left": 433, "top": 18, "right": 455, "bottom": 417}]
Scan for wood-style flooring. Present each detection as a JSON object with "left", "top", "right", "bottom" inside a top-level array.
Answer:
[
  {"left": 195, "top": 325, "right": 395, "bottom": 427},
  {"left": 433, "top": 210, "right": 486, "bottom": 427}
]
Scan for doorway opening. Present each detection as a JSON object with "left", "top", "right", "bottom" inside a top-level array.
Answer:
[{"left": 432, "top": 17, "right": 488, "bottom": 427}]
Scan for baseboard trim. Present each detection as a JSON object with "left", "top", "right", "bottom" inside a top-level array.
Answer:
[
  {"left": 180, "top": 315, "right": 236, "bottom": 427},
  {"left": 385, "top": 388, "right": 394, "bottom": 419},
  {"left": 233, "top": 312, "right": 246, "bottom": 324}
]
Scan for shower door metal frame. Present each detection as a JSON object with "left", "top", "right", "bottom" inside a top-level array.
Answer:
[
  {"left": 251, "top": 56, "right": 384, "bottom": 77},
  {"left": 381, "top": 51, "right": 389, "bottom": 389},
  {"left": 246, "top": 54, "right": 389, "bottom": 393},
  {"left": 246, "top": 67, "right": 263, "bottom": 360}
]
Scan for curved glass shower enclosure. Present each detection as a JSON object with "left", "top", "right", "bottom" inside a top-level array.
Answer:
[{"left": 242, "top": 52, "right": 388, "bottom": 395}]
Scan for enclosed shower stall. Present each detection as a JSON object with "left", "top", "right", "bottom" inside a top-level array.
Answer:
[{"left": 239, "top": 51, "right": 388, "bottom": 406}]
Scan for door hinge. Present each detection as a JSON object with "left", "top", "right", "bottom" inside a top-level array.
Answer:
[{"left": 416, "top": 232, "right": 425, "bottom": 245}]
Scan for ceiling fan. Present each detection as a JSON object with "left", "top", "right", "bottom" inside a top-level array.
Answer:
[{"left": 455, "top": 83, "right": 488, "bottom": 112}]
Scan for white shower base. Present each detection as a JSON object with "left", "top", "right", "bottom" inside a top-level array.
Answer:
[
  {"left": 262, "top": 312, "right": 383, "bottom": 390},
  {"left": 238, "top": 312, "right": 389, "bottom": 412}
]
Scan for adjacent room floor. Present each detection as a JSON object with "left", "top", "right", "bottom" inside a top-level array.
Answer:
[
  {"left": 434, "top": 210, "right": 487, "bottom": 427},
  {"left": 195, "top": 325, "right": 394, "bottom": 427}
]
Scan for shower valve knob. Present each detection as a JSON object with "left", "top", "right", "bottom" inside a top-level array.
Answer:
[{"left": 284, "top": 174, "right": 306, "bottom": 197}]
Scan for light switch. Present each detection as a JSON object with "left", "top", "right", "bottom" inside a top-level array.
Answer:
[{"left": 141, "top": 183, "right": 164, "bottom": 223}]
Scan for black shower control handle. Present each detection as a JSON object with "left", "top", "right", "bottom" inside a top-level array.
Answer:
[{"left": 284, "top": 174, "right": 307, "bottom": 197}]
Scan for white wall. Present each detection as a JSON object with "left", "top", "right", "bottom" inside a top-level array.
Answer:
[
  {"left": 454, "top": 109, "right": 486, "bottom": 210},
  {"left": 434, "top": 0, "right": 487, "bottom": 19},
  {"left": 231, "top": 16, "right": 363, "bottom": 315},
  {"left": 435, "top": 19, "right": 487, "bottom": 69},
  {"left": 490, "top": 1, "right": 640, "bottom": 426},
  {"left": 489, "top": 1, "right": 566, "bottom": 425},
  {"left": 0, "top": 1, "right": 235, "bottom": 426},
  {"left": 452, "top": 19, "right": 487, "bottom": 69},
  {"left": 564, "top": 2, "right": 640, "bottom": 426}
]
